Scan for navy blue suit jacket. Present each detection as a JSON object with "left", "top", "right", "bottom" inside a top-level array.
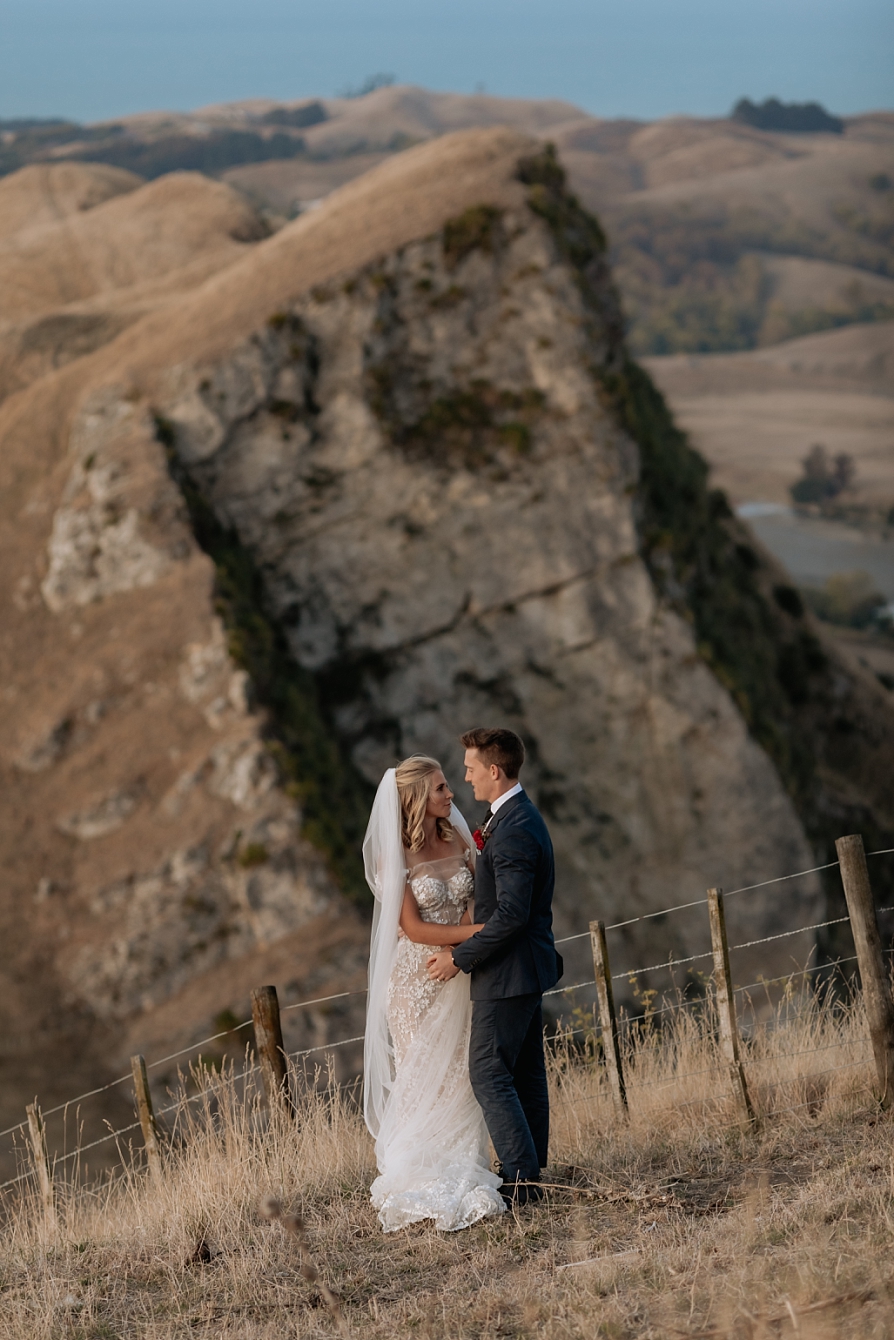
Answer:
[{"left": 452, "top": 790, "right": 563, "bottom": 1000}]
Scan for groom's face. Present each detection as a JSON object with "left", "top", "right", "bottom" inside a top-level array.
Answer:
[{"left": 464, "top": 748, "right": 501, "bottom": 803}]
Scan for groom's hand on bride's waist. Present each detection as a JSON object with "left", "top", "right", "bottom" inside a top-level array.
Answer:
[{"left": 426, "top": 950, "right": 460, "bottom": 982}]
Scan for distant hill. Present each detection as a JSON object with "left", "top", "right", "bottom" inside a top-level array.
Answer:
[{"left": 2, "top": 86, "right": 893, "bottom": 356}]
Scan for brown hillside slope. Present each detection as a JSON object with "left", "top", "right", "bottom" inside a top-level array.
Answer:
[
  {"left": 0, "top": 161, "right": 141, "bottom": 242},
  {"left": 0, "top": 170, "right": 268, "bottom": 328},
  {"left": 575, "top": 115, "right": 894, "bottom": 354},
  {"left": 644, "top": 320, "right": 894, "bottom": 507},
  {"left": 1, "top": 129, "right": 892, "bottom": 1164},
  {"left": 0, "top": 169, "right": 274, "bottom": 401}
]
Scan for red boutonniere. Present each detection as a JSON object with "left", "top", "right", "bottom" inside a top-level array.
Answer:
[{"left": 472, "top": 828, "right": 486, "bottom": 852}]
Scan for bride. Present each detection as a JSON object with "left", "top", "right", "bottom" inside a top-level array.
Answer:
[{"left": 362, "top": 755, "right": 506, "bottom": 1232}]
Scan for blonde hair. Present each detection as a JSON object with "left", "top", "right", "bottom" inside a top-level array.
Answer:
[{"left": 395, "top": 755, "right": 454, "bottom": 852}]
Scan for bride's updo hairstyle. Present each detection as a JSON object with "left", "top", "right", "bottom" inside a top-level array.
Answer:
[{"left": 395, "top": 755, "right": 453, "bottom": 852}]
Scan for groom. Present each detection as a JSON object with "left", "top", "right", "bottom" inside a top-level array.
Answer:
[{"left": 427, "top": 727, "right": 563, "bottom": 1206}]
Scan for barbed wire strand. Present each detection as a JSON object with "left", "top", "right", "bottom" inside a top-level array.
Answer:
[
  {"left": 555, "top": 894, "right": 711, "bottom": 946},
  {"left": 557, "top": 914, "right": 857, "bottom": 990},
  {"left": 146, "top": 990, "right": 368, "bottom": 1073},
  {"left": 724, "top": 860, "right": 841, "bottom": 898},
  {"left": 746, "top": 1037, "right": 872, "bottom": 1068},
  {"left": 729, "top": 916, "right": 850, "bottom": 953},
  {"left": 555, "top": 857, "right": 848, "bottom": 949},
  {"left": 627, "top": 1060, "right": 726, "bottom": 1091},
  {"left": 281, "top": 989, "right": 366, "bottom": 1015}
]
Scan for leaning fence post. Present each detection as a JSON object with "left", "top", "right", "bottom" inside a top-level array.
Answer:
[
  {"left": 590, "top": 919, "right": 628, "bottom": 1116},
  {"left": 251, "top": 985, "right": 293, "bottom": 1115},
  {"left": 25, "top": 1102, "right": 57, "bottom": 1231},
  {"left": 131, "top": 1054, "right": 163, "bottom": 1180},
  {"left": 707, "top": 888, "right": 756, "bottom": 1130},
  {"left": 836, "top": 834, "right": 894, "bottom": 1108}
]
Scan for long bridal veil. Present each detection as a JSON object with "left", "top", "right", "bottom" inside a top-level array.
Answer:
[
  {"left": 362, "top": 767, "right": 476, "bottom": 1138},
  {"left": 361, "top": 768, "right": 504, "bottom": 1231}
]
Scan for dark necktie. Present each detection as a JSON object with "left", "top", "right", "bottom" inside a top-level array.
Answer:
[{"left": 482, "top": 808, "right": 494, "bottom": 831}]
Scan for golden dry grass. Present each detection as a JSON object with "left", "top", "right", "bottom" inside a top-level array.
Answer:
[{"left": 2, "top": 986, "right": 892, "bottom": 1339}]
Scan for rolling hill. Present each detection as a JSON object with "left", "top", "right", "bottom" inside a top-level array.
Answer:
[{"left": 4, "top": 87, "right": 893, "bottom": 356}]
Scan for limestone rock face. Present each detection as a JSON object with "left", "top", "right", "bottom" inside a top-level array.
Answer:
[
  {"left": 40, "top": 389, "right": 191, "bottom": 611},
  {"left": 159, "top": 201, "right": 821, "bottom": 985}
]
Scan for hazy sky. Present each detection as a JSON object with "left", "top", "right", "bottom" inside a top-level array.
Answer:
[{"left": 1, "top": 0, "right": 890, "bottom": 123}]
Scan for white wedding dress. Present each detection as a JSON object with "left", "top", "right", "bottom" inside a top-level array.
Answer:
[{"left": 362, "top": 774, "right": 505, "bottom": 1233}]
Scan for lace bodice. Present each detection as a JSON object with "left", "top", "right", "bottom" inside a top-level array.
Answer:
[
  {"left": 387, "top": 850, "right": 474, "bottom": 1070},
  {"left": 408, "top": 853, "right": 473, "bottom": 925}
]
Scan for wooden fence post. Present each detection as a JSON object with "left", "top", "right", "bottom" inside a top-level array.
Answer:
[
  {"left": 836, "top": 834, "right": 894, "bottom": 1108},
  {"left": 25, "top": 1102, "right": 57, "bottom": 1231},
  {"left": 131, "top": 1054, "right": 163, "bottom": 1180},
  {"left": 251, "top": 985, "right": 293, "bottom": 1115},
  {"left": 707, "top": 888, "right": 756, "bottom": 1130},
  {"left": 590, "top": 919, "right": 628, "bottom": 1116}
]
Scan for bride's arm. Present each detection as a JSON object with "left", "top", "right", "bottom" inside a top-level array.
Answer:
[{"left": 399, "top": 887, "right": 484, "bottom": 945}]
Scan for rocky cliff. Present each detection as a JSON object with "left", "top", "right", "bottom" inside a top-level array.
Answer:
[{"left": 2, "top": 131, "right": 892, "bottom": 1159}]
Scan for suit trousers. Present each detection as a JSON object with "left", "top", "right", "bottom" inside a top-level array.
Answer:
[{"left": 468, "top": 993, "right": 549, "bottom": 1200}]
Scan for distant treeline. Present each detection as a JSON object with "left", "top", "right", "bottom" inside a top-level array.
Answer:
[
  {"left": 731, "top": 98, "right": 844, "bottom": 134},
  {"left": 260, "top": 100, "right": 328, "bottom": 128},
  {"left": 0, "top": 102, "right": 330, "bottom": 179},
  {"left": 74, "top": 129, "right": 309, "bottom": 179},
  {"left": 0, "top": 118, "right": 124, "bottom": 177}
]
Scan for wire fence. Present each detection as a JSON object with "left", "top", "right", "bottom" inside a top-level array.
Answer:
[{"left": 2, "top": 843, "right": 892, "bottom": 1200}]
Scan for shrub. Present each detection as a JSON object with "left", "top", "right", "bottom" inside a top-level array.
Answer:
[
  {"left": 773, "top": 584, "right": 805, "bottom": 618},
  {"left": 790, "top": 445, "right": 856, "bottom": 505},
  {"left": 236, "top": 842, "right": 269, "bottom": 869},
  {"left": 260, "top": 101, "right": 327, "bottom": 129},
  {"left": 803, "top": 572, "right": 888, "bottom": 629},
  {"left": 731, "top": 97, "right": 844, "bottom": 134},
  {"left": 442, "top": 205, "right": 503, "bottom": 268}
]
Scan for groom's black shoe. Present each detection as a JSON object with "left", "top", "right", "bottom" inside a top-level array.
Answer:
[{"left": 500, "top": 1178, "right": 543, "bottom": 1209}]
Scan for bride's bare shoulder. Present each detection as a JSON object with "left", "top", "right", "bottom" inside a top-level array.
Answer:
[
  {"left": 405, "top": 832, "right": 469, "bottom": 872},
  {"left": 442, "top": 832, "right": 473, "bottom": 862}
]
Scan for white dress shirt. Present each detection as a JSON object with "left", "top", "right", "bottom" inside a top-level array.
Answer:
[{"left": 488, "top": 781, "right": 523, "bottom": 819}]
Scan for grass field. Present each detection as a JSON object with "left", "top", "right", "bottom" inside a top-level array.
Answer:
[{"left": 2, "top": 986, "right": 892, "bottom": 1339}]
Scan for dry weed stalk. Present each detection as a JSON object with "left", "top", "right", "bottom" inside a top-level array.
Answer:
[{"left": 260, "top": 1193, "right": 351, "bottom": 1338}]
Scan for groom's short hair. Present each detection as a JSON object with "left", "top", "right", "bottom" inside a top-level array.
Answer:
[{"left": 460, "top": 727, "right": 525, "bottom": 779}]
